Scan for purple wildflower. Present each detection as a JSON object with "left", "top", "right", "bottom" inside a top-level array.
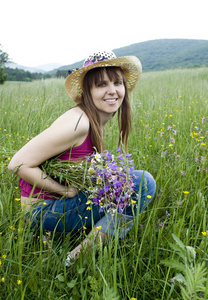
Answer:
[
  {"left": 108, "top": 162, "right": 118, "bottom": 171},
  {"left": 166, "top": 211, "right": 171, "bottom": 218},
  {"left": 116, "top": 147, "right": 122, "bottom": 153},
  {"left": 128, "top": 159, "right": 134, "bottom": 165},
  {"left": 104, "top": 183, "right": 109, "bottom": 193},
  {"left": 117, "top": 206, "right": 122, "bottom": 213},
  {"left": 201, "top": 117, "right": 205, "bottom": 124},
  {"left": 129, "top": 166, "right": 135, "bottom": 173},
  {"left": 104, "top": 150, "right": 112, "bottom": 161},
  {"left": 117, "top": 154, "right": 123, "bottom": 160}
]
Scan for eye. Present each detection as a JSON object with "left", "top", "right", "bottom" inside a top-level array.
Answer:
[
  {"left": 97, "top": 81, "right": 106, "bottom": 87},
  {"left": 114, "top": 80, "right": 123, "bottom": 85}
]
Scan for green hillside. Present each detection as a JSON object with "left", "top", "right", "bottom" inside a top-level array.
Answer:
[{"left": 55, "top": 39, "right": 208, "bottom": 73}]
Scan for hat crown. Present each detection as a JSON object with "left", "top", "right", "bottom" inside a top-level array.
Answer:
[{"left": 83, "top": 50, "right": 116, "bottom": 67}]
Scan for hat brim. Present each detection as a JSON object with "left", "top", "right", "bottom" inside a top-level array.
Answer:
[{"left": 65, "top": 56, "right": 142, "bottom": 102}]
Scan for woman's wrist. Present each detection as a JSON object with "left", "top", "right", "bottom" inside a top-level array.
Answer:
[{"left": 59, "top": 185, "right": 79, "bottom": 198}]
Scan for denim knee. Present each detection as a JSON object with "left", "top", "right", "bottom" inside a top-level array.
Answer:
[
  {"left": 95, "top": 212, "right": 134, "bottom": 239},
  {"left": 132, "top": 170, "right": 156, "bottom": 196}
]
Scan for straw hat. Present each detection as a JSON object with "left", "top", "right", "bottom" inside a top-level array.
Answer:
[{"left": 65, "top": 50, "right": 142, "bottom": 102}]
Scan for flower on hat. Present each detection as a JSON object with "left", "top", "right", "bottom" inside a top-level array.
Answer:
[{"left": 83, "top": 51, "right": 116, "bottom": 67}]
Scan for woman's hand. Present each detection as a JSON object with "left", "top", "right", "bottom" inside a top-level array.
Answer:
[{"left": 61, "top": 186, "right": 79, "bottom": 198}]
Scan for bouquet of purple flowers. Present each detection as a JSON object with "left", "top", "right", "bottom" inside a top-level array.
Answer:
[
  {"left": 41, "top": 148, "right": 135, "bottom": 213},
  {"left": 86, "top": 148, "right": 135, "bottom": 213}
]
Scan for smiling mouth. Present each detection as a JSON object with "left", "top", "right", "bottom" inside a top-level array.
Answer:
[{"left": 104, "top": 98, "right": 118, "bottom": 103}]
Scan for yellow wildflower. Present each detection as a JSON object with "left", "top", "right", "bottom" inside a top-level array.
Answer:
[
  {"left": 202, "top": 232, "right": 207, "bottom": 236},
  {"left": 9, "top": 226, "right": 15, "bottom": 230},
  {"left": 96, "top": 226, "right": 102, "bottom": 230},
  {"left": 86, "top": 207, "right": 91, "bottom": 210},
  {"left": 183, "top": 191, "right": 189, "bottom": 194},
  {"left": 1, "top": 277, "right": 5, "bottom": 283},
  {"left": 147, "top": 195, "right": 152, "bottom": 199},
  {"left": 17, "top": 280, "right": 22, "bottom": 285},
  {"left": 15, "top": 198, "right": 21, "bottom": 201}
]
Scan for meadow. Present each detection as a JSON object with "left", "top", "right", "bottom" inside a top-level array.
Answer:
[{"left": 0, "top": 67, "right": 208, "bottom": 299}]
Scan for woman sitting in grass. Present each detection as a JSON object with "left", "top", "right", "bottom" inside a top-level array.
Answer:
[{"left": 8, "top": 50, "right": 156, "bottom": 266}]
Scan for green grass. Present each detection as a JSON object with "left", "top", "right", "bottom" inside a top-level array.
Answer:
[{"left": 1, "top": 68, "right": 208, "bottom": 299}]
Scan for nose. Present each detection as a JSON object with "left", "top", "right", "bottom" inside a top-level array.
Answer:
[{"left": 107, "top": 83, "right": 116, "bottom": 95}]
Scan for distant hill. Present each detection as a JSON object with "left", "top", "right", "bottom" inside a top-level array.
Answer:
[
  {"left": 5, "top": 62, "right": 63, "bottom": 73},
  {"left": 51, "top": 39, "right": 208, "bottom": 73},
  {"left": 35, "top": 63, "right": 63, "bottom": 72},
  {"left": 5, "top": 62, "right": 45, "bottom": 73}
]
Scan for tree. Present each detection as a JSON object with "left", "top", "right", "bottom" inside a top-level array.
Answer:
[{"left": 0, "top": 44, "right": 9, "bottom": 84}]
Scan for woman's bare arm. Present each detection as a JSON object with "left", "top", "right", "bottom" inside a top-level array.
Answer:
[{"left": 8, "top": 107, "right": 89, "bottom": 198}]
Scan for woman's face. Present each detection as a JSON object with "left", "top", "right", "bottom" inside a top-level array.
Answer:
[{"left": 90, "top": 69, "right": 125, "bottom": 118}]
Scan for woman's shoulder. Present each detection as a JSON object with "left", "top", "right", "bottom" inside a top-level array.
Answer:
[{"left": 52, "top": 106, "right": 90, "bottom": 135}]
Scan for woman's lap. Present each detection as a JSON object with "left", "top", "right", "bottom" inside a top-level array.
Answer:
[
  {"left": 26, "top": 191, "right": 105, "bottom": 233},
  {"left": 26, "top": 170, "right": 156, "bottom": 235}
]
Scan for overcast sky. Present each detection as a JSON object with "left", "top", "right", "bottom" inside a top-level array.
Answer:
[{"left": 1, "top": 0, "right": 207, "bottom": 67}]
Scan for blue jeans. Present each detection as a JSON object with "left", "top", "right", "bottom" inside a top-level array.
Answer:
[{"left": 26, "top": 170, "right": 156, "bottom": 238}]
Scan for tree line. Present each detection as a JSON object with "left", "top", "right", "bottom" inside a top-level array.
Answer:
[
  {"left": 0, "top": 45, "right": 9, "bottom": 84},
  {"left": 3, "top": 68, "right": 69, "bottom": 82},
  {"left": 0, "top": 45, "right": 69, "bottom": 84}
]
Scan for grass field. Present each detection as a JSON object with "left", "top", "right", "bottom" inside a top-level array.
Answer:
[{"left": 1, "top": 67, "right": 208, "bottom": 299}]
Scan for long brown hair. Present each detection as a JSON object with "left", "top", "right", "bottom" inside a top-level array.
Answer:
[{"left": 78, "top": 67, "right": 131, "bottom": 152}]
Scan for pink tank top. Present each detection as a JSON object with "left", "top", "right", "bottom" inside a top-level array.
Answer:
[{"left": 19, "top": 132, "right": 94, "bottom": 199}]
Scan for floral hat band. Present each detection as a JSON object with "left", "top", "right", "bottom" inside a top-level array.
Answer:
[
  {"left": 65, "top": 50, "right": 142, "bottom": 102},
  {"left": 83, "top": 51, "right": 116, "bottom": 67}
]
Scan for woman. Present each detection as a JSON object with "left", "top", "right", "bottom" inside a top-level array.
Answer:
[{"left": 8, "top": 51, "right": 156, "bottom": 266}]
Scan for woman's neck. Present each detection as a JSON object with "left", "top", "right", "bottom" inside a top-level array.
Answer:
[{"left": 99, "top": 112, "right": 114, "bottom": 129}]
